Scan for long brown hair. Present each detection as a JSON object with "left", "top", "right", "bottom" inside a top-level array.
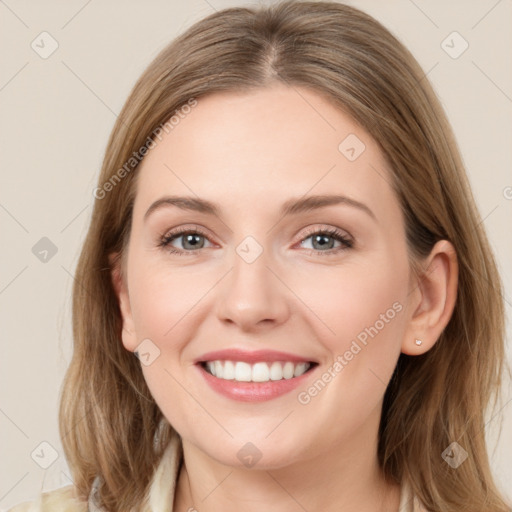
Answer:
[{"left": 59, "top": 1, "right": 511, "bottom": 510}]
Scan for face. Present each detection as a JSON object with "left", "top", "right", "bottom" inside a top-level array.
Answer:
[{"left": 113, "top": 84, "right": 417, "bottom": 469}]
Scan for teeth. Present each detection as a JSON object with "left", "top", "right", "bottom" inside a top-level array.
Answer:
[
  {"left": 203, "top": 360, "right": 312, "bottom": 382},
  {"left": 235, "top": 362, "right": 252, "bottom": 382},
  {"left": 214, "top": 361, "right": 223, "bottom": 379},
  {"left": 223, "top": 360, "right": 235, "bottom": 380},
  {"left": 269, "top": 362, "right": 283, "bottom": 381},
  {"left": 294, "top": 362, "right": 308, "bottom": 377},
  {"left": 252, "top": 362, "right": 269, "bottom": 382},
  {"left": 206, "top": 361, "right": 216, "bottom": 376},
  {"left": 283, "top": 362, "right": 295, "bottom": 379}
]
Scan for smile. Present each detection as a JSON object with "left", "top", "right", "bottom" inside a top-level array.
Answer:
[{"left": 201, "top": 360, "right": 314, "bottom": 382}]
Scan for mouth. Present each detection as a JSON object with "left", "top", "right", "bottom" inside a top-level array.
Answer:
[
  {"left": 199, "top": 360, "right": 318, "bottom": 382},
  {"left": 194, "top": 349, "right": 319, "bottom": 402}
]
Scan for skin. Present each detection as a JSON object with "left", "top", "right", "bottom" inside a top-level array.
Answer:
[{"left": 110, "top": 83, "right": 458, "bottom": 512}]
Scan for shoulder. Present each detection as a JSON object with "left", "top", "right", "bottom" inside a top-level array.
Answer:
[{"left": 7, "top": 485, "right": 88, "bottom": 512}]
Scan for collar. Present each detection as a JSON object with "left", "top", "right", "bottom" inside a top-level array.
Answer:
[{"left": 87, "top": 432, "right": 183, "bottom": 512}]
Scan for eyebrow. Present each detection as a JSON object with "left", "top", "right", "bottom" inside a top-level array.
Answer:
[{"left": 143, "top": 194, "right": 376, "bottom": 222}]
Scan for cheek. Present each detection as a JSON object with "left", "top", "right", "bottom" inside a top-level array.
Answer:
[
  {"left": 289, "top": 256, "right": 408, "bottom": 355},
  {"left": 127, "top": 256, "right": 213, "bottom": 344},
  {"left": 291, "top": 258, "right": 407, "bottom": 431},
  {"left": 126, "top": 259, "right": 211, "bottom": 434}
]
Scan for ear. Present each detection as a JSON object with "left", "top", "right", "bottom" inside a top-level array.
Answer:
[
  {"left": 109, "top": 252, "right": 138, "bottom": 353},
  {"left": 401, "top": 240, "right": 458, "bottom": 355}
]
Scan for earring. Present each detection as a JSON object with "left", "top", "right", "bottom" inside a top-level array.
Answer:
[{"left": 415, "top": 339, "right": 423, "bottom": 346}]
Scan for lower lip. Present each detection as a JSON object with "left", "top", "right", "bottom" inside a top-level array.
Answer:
[{"left": 196, "top": 363, "right": 316, "bottom": 402}]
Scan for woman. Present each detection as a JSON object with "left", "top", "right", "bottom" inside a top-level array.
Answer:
[{"left": 9, "top": 1, "right": 510, "bottom": 511}]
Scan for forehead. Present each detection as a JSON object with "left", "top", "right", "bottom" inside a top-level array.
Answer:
[{"left": 132, "top": 84, "right": 397, "bottom": 220}]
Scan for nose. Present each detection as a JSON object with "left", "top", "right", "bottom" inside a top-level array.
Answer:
[{"left": 215, "top": 244, "right": 291, "bottom": 332}]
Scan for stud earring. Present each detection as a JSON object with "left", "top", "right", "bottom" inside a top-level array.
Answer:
[{"left": 415, "top": 339, "right": 423, "bottom": 346}]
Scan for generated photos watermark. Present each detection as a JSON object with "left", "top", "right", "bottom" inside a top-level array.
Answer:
[
  {"left": 93, "top": 97, "right": 198, "bottom": 200},
  {"left": 297, "top": 301, "right": 403, "bottom": 405}
]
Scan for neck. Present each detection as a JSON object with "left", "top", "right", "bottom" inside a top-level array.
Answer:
[{"left": 173, "top": 409, "right": 401, "bottom": 512}]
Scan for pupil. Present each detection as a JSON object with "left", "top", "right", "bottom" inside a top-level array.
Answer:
[
  {"left": 313, "top": 234, "right": 333, "bottom": 250},
  {"left": 184, "top": 234, "right": 203, "bottom": 250}
]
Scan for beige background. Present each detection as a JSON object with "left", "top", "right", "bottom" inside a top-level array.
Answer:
[{"left": 1, "top": 0, "right": 511, "bottom": 509}]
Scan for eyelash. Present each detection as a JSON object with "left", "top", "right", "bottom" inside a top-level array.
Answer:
[{"left": 158, "top": 225, "right": 353, "bottom": 257}]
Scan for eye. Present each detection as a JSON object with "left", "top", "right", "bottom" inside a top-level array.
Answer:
[
  {"left": 298, "top": 227, "right": 353, "bottom": 256},
  {"left": 158, "top": 226, "right": 213, "bottom": 255},
  {"left": 158, "top": 225, "right": 353, "bottom": 256}
]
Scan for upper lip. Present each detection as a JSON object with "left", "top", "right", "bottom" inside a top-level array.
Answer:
[{"left": 195, "top": 348, "right": 317, "bottom": 364}]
